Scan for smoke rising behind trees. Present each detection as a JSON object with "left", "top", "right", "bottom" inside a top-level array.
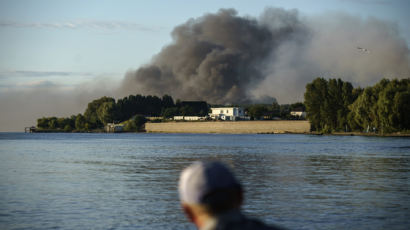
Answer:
[
  {"left": 120, "top": 8, "right": 410, "bottom": 104},
  {"left": 121, "top": 9, "right": 279, "bottom": 104}
]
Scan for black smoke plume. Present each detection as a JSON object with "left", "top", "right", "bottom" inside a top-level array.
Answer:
[
  {"left": 121, "top": 9, "right": 301, "bottom": 104},
  {"left": 121, "top": 8, "right": 410, "bottom": 104}
]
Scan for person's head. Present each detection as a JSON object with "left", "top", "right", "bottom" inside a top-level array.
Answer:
[{"left": 178, "top": 161, "right": 243, "bottom": 228}]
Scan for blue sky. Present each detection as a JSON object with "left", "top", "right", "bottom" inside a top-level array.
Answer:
[
  {"left": 1, "top": 0, "right": 409, "bottom": 89},
  {"left": 0, "top": 0, "right": 409, "bottom": 131}
]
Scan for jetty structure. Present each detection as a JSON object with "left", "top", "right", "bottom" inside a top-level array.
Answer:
[{"left": 24, "top": 126, "right": 36, "bottom": 133}]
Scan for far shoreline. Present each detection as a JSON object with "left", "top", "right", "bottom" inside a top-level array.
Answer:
[
  {"left": 21, "top": 131, "right": 410, "bottom": 138},
  {"left": 20, "top": 120, "right": 410, "bottom": 137}
]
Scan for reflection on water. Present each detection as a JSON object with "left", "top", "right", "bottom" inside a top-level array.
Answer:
[{"left": 0, "top": 133, "right": 409, "bottom": 229}]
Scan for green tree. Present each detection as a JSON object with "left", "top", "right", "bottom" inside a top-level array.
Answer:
[
  {"left": 37, "top": 117, "right": 50, "bottom": 129},
  {"left": 305, "top": 78, "right": 358, "bottom": 132},
  {"left": 64, "top": 124, "right": 73, "bottom": 132},
  {"left": 348, "top": 78, "right": 410, "bottom": 133},
  {"left": 84, "top": 96, "right": 115, "bottom": 128},
  {"left": 134, "top": 115, "right": 147, "bottom": 131},
  {"left": 349, "top": 87, "right": 375, "bottom": 131},
  {"left": 338, "top": 82, "right": 354, "bottom": 131},
  {"left": 162, "top": 107, "right": 179, "bottom": 118},
  {"left": 393, "top": 90, "right": 410, "bottom": 130},
  {"left": 123, "top": 120, "right": 136, "bottom": 132},
  {"left": 75, "top": 114, "right": 86, "bottom": 130},
  {"left": 179, "top": 105, "right": 195, "bottom": 116},
  {"left": 248, "top": 105, "right": 268, "bottom": 120},
  {"left": 271, "top": 102, "right": 280, "bottom": 118},
  {"left": 376, "top": 79, "right": 410, "bottom": 133},
  {"left": 123, "top": 115, "right": 147, "bottom": 132},
  {"left": 48, "top": 117, "right": 58, "bottom": 129},
  {"left": 57, "top": 118, "right": 67, "bottom": 129},
  {"left": 304, "top": 78, "right": 328, "bottom": 131},
  {"left": 290, "top": 102, "right": 305, "bottom": 111},
  {"left": 97, "top": 101, "right": 116, "bottom": 125},
  {"left": 280, "top": 104, "right": 291, "bottom": 119},
  {"left": 161, "top": 95, "right": 175, "bottom": 108}
]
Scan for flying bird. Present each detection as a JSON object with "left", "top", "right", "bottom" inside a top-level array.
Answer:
[{"left": 357, "top": 47, "right": 370, "bottom": 53}]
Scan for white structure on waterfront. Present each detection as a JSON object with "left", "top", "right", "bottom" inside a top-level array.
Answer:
[
  {"left": 209, "top": 107, "right": 248, "bottom": 121},
  {"left": 105, "top": 123, "right": 124, "bottom": 132},
  {"left": 290, "top": 111, "right": 307, "bottom": 119},
  {"left": 145, "top": 116, "right": 163, "bottom": 121},
  {"left": 173, "top": 116, "right": 207, "bottom": 121}
]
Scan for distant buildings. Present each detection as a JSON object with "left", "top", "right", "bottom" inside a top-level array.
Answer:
[
  {"left": 145, "top": 117, "right": 163, "bottom": 121},
  {"left": 105, "top": 123, "right": 124, "bottom": 132},
  {"left": 209, "top": 107, "right": 249, "bottom": 121},
  {"left": 173, "top": 116, "right": 207, "bottom": 121},
  {"left": 172, "top": 106, "right": 250, "bottom": 121},
  {"left": 290, "top": 111, "right": 307, "bottom": 119}
]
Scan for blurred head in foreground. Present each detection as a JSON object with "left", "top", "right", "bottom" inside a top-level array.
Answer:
[{"left": 178, "top": 161, "right": 285, "bottom": 230}]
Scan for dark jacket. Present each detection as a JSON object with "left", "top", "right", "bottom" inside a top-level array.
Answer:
[{"left": 201, "top": 210, "right": 286, "bottom": 230}]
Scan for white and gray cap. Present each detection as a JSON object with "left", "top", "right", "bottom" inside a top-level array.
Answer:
[{"left": 178, "top": 161, "right": 241, "bottom": 204}]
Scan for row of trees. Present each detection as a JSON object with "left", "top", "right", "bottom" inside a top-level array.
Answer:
[
  {"left": 349, "top": 79, "right": 410, "bottom": 133},
  {"left": 37, "top": 116, "right": 78, "bottom": 132},
  {"left": 37, "top": 92, "right": 306, "bottom": 132},
  {"left": 37, "top": 94, "right": 208, "bottom": 131},
  {"left": 36, "top": 77, "right": 409, "bottom": 134},
  {"left": 304, "top": 78, "right": 409, "bottom": 133}
]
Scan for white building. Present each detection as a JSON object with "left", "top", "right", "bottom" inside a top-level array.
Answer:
[
  {"left": 145, "top": 116, "right": 163, "bottom": 121},
  {"left": 209, "top": 107, "right": 248, "bottom": 121},
  {"left": 105, "top": 123, "right": 124, "bottom": 132},
  {"left": 173, "top": 116, "right": 206, "bottom": 121},
  {"left": 290, "top": 111, "right": 307, "bottom": 119}
]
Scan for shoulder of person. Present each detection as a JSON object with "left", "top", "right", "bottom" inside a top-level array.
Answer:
[
  {"left": 217, "top": 217, "right": 287, "bottom": 230},
  {"left": 247, "top": 218, "right": 287, "bottom": 230}
]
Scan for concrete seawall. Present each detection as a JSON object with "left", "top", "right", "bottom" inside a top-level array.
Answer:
[{"left": 145, "top": 120, "right": 311, "bottom": 134}]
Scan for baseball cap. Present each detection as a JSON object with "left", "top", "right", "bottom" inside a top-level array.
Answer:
[{"left": 178, "top": 161, "right": 241, "bottom": 204}]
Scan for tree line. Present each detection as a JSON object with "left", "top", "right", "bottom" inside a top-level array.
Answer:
[
  {"left": 36, "top": 92, "right": 307, "bottom": 132},
  {"left": 36, "top": 77, "right": 409, "bottom": 134},
  {"left": 37, "top": 94, "right": 208, "bottom": 132},
  {"left": 304, "top": 78, "right": 410, "bottom": 134}
]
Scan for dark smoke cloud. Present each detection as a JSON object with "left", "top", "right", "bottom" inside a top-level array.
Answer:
[
  {"left": 120, "top": 8, "right": 410, "bottom": 104},
  {"left": 121, "top": 9, "right": 298, "bottom": 104}
]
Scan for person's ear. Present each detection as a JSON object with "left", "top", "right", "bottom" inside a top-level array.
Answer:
[{"left": 182, "top": 203, "right": 195, "bottom": 223}]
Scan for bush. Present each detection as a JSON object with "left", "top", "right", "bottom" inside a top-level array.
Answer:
[{"left": 123, "top": 115, "right": 147, "bottom": 132}]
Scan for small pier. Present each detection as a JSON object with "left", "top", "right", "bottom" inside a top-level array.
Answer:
[{"left": 24, "top": 126, "right": 37, "bottom": 133}]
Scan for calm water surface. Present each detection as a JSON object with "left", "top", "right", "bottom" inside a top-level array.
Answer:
[{"left": 0, "top": 133, "right": 409, "bottom": 230}]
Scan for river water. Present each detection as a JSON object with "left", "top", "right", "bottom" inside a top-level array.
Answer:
[{"left": 0, "top": 133, "right": 409, "bottom": 230}]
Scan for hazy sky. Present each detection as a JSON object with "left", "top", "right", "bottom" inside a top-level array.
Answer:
[{"left": 1, "top": 0, "right": 409, "bottom": 131}]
